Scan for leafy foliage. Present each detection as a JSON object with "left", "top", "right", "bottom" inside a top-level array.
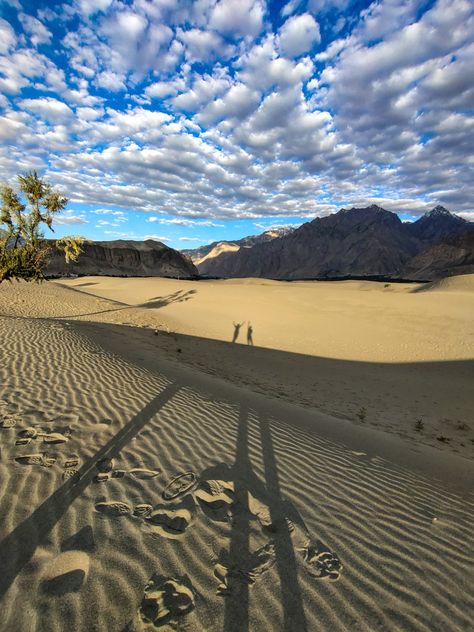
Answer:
[
  {"left": 0, "top": 171, "right": 84, "bottom": 283},
  {"left": 57, "top": 235, "right": 86, "bottom": 263}
]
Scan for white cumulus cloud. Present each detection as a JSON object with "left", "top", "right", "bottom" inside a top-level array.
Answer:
[{"left": 278, "top": 13, "right": 321, "bottom": 58}]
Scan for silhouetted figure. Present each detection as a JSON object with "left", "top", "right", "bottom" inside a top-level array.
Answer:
[
  {"left": 247, "top": 323, "right": 253, "bottom": 345},
  {"left": 232, "top": 321, "right": 244, "bottom": 343}
]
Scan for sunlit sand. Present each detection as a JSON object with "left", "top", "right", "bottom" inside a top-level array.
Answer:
[{"left": 0, "top": 278, "right": 472, "bottom": 631}]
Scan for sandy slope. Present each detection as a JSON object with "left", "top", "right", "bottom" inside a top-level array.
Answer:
[
  {"left": 0, "top": 280, "right": 473, "bottom": 632},
  {"left": 56, "top": 275, "right": 474, "bottom": 459},
  {"left": 57, "top": 275, "right": 474, "bottom": 362}
]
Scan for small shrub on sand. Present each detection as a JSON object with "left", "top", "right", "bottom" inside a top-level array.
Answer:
[
  {"left": 0, "top": 171, "right": 84, "bottom": 283},
  {"left": 415, "top": 418, "right": 424, "bottom": 432},
  {"left": 356, "top": 407, "right": 367, "bottom": 422}
]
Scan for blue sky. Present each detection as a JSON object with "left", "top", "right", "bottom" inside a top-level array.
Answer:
[{"left": 0, "top": 0, "right": 473, "bottom": 249}]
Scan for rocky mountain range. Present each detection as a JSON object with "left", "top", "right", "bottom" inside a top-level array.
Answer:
[
  {"left": 185, "top": 205, "right": 474, "bottom": 281},
  {"left": 45, "top": 239, "right": 198, "bottom": 278},
  {"left": 181, "top": 226, "right": 295, "bottom": 270}
]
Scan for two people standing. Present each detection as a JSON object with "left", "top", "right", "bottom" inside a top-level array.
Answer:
[{"left": 232, "top": 321, "right": 253, "bottom": 345}]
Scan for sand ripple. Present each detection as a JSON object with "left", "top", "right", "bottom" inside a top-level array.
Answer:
[{"left": 0, "top": 283, "right": 472, "bottom": 631}]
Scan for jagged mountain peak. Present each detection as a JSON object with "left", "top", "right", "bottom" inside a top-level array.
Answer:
[
  {"left": 333, "top": 205, "right": 400, "bottom": 222},
  {"left": 308, "top": 205, "right": 401, "bottom": 231},
  {"left": 408, "top": 205, "right": 471, "bottom": 242},
  {"left": 425, "top": 205, "right": 464, "bottom": 221},
  {"left": 341, "top": 204, "right": 388, "bottom": 213},
  {"left": 428, "top": 205, "right": 451, "bottom": 215}
]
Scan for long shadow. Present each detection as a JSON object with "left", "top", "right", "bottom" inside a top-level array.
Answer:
[
  {"left": 223, "top": 404, "right": 250, "bottom": 632},
  {"left": 0, "top": 382, "right": 179, "bottom": 601},
  {"left": 139, "top": 289, "right": 196, "bottom": 310},
  {"left": 42, "top": 285, "right": 197, "bottom": 319},
  {"left": 219, "top": 405, "right": 308, "bottom": 631},
  {"left": 259, "top": 415, "right": 308, "bottom": 632}
]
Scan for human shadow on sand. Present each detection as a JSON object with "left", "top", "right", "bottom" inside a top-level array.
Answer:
[{"left": 199, "top": 405, "right": 309, "bottom": 632}]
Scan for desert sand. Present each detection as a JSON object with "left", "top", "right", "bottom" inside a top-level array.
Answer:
[
  {"left": 57, "top": 274, "right": 474, "bottom": 458},
  {"left": 0, "top": 277, "right": 473, "bottom": 631}
]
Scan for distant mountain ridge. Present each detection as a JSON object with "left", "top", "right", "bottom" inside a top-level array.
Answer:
[
  {"left": 181, "top": 226, "right": 296, "bottom": 268},
  {"left": 45, "top": 239, "right": 198, "bottom": 278},
  {"left": 190, "top": 205, "right": 474, "bottom": 281}
]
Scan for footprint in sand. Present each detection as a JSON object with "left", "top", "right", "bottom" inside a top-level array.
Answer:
[
  {"left": 15, "top": 426, "right": 52, "bottom": 446},
  {"left": 95, "top": 501, "right": 132, "bottom": 517},
  {"left": 15, "top": 453, "right": 56, "bottom": 467},
  {"left": 62, "top": 455, "right": 81, "bottom": 480},
  {"left": 162, "top": 472, "right": 198, "bottom": 501},
  {"left": 15, "top": 437, "right": 33, "bottom": 446},
  {"left": 93, "top": 464, "right": 160, "bottom": 483},
  {"left": 95, "top": 473, "right": 111, "bottom": 483},
  {"left": 18, "top": 426, "right": 40, "bottom": 439},
  {"left": 247, "top": 492, "right": 273, "bottom": 529},
  {"left": 288, "top": 520, "right": 342, "bottom": 581},
  {"left": 214, "top": 542, "right": 276, "bottom": 595},
  {"left": 144, "top": 504, "right": 194, "bottom": 539},
  {"left": 0, "top": 414, "right": 20, "bottom": 428},
  {"left": 43, "top": 432, "right": 69, "bottom": 444},
  {"left": 132, "top": 574, "right": 195, "bottom": 631},
  {"left": 300, "top": 541, "right": 343, "bottom": 581},
  {"left": 194, "top": 479, "right": 235, "bottom": 521},
  {"left": 133, "top": 504, "right": 153, "bottom": 519},
  {"left": 129, "top": 468, "right": 161, "bottom": 480},
  {"left": 94, "top": 469, "right": 127, "bottom": 483},
  {"left": 64, "top": 456, "right": 80, "bottom": 469}
]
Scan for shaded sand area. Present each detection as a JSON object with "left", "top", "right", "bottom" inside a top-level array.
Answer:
[
  {"left": 56, "top": 275, "right": 474, "bottom": 458},
  {"left": 0, "top": 281, "right": 473, "bottom": 631}
]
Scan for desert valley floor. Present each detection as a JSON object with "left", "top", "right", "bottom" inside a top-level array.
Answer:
[{"left": 0, "top": 276, "right": 473, "bottom": 631}]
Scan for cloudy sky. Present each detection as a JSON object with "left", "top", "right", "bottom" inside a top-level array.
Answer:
[{"left": 0, "top": 0, "right": 473, "bottom": 248}]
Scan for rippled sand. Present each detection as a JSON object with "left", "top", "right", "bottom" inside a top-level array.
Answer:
[
  {"left": 57, "top": 275, "right": 474, "bottom": 458},
  {"left": 0, "top": 280, "right": 473, "bottom": 631}
]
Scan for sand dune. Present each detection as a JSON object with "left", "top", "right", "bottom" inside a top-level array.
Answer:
[
  {"left": 57, "top": 275, "right": 474, "bottom": 363},
  {"left": 413, "top": 273, "right": 474, "bottom": 293},
  {"left": 53, "top": 275, "right": 474, "bottom": 459},
  {"left": 0, "top": 280, "right": 473, "bottom": 631}
]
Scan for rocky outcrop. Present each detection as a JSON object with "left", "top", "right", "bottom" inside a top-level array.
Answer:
[
  {"left": 45, "top": 239, "right": 198, "bottom": 278},
  {"left": 404, "top": 232, "right": 474, "bottom": 280},
  {"left": 193, "top": 206, "right": 474, "bottom": 281}
]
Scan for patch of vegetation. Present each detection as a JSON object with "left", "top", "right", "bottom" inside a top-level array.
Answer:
[
  {"left": 356, "top": 407, "right": 367, "bottom": 422},
  {"left": 456, "top": 422, "right": 469, "bottom": 431},
  {"left": 415, "top": 418, "right": 424, "bottom": 432},
  {"left": 1, "top": 171, "right": 84, "bottom": 284},
  {"left": 436, "top": 435, "right": 450, "bottom": 443}
]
